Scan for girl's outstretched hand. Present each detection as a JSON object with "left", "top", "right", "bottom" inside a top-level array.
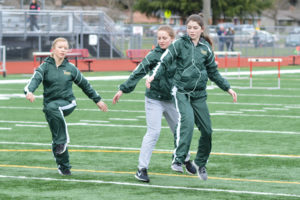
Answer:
[
  {"left": 97, "top": 100, "right": 108, "bottom": 112},
  {"left": 26, "top": 92, "right": 35, "bottom": 103},
  {"left": 112, "top": 90, "right": 123, "bottom": 104},
  {"left": 228, "top": 88, "right": 237, "bottom": 103}
]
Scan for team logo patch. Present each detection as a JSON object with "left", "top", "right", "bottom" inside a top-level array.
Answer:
[
  {"left": 63, "top": 70, "right": 71, "bottom": 75},
  {"left": 201, "top": 49, "right": 207, "bottom": 55}
]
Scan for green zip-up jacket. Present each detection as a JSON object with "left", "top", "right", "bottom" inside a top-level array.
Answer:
[
  {"left": 152, "top": 35, "right": 230, "bottom": 97},
  {"left": 119, "top": 45, "right": 176, "bottom": 101},
  {"left": 24, "top": 57, "right": 101, "bottom": 105}
]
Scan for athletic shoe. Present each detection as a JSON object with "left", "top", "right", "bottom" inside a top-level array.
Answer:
[
  {"left": 184, "top": 160, "right": 197, "bottom": 175},
  {"left": 193, "top": 161, "right": 208, "bottom": 181},
  {"left": 58, "top": 168, "right": 71, "bottom": 176},
  {"left": 171, "top": 162, "right": 184, "bottom": 173},
  {"left": 55, "top": 143, "right": 67, "bottom": 155},
  {"left": 135, "top": 168, "right": 150, "bottom": 182}
]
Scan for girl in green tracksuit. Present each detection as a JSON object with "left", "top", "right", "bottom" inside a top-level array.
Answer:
[
  {"left": 24, "top": 37, "right": 108, "bottom": 176},
  {"left": 113, "top": 25, "right": 195, "bottom": 183},
  {"left": 147, "top": 14, "right": 237, "bottom": 181}
]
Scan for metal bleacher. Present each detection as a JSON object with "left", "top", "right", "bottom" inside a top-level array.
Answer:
[{"left": 0, "top": 9, "right": 124, "bottom": 60}]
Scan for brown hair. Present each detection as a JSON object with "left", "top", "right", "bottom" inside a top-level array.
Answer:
[
  {"left": 50, "top": 37, "right": 69, "bottom": 56},
  {"left": 186, "top": 13, "right": 213, "bottom": 47},
  {"left": 157, "top": 25, "right": 175, "bottom": 39}
]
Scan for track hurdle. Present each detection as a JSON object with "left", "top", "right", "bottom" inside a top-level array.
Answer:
[
  {"left": 0, "top": 46, "right": 6, "bottom": 78},
  {"left": 248, "top": 58, "right": 282, "bottom": 89},
  {"left": 215, "top": 51, "right": 242, "bottom": 76}
]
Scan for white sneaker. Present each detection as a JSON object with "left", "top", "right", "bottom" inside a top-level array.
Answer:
[{"left": 171, "top": 162, "right": 184, "bottom": 173}]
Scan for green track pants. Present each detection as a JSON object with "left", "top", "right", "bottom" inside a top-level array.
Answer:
[
  {"left": 172, "top": 88, "right": 212, "bottom": 168},
  {"left": 43, "top": 99, "right": 76, "bottom": 170}
]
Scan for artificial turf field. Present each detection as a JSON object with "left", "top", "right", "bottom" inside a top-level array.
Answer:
[{"left": 0, "top": 66, "right": 299, "bottom": 200}]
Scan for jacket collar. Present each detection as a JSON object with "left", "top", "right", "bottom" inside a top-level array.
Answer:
[{"left": 44, "top": 56, "right": 68, "bottom": 67}]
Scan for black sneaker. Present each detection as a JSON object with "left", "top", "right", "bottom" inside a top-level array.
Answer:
[
  {"left": 135, "top": 168, "right": 150, "bottom": 182},
  {"left": 193, "top": 161, "right": 208, "bottom": 181},
  {"left": 55, "top": 143, "right": 67, "bottom": 155},
  {"left": 184, "top": 160, "right": 197, "bottom": 175},
  {"left": 58, "top": 168, "right": 71, "bottom": 176},
  {"left": 171, "top": 162, "right": 184, "bottom": 173}
]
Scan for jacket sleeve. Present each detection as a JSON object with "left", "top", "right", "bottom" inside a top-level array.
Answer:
[
  {"left": 205, "top": 48, "right": 230, "bottom": 92},
  {"left": 119, "top": 51, "right": 156, "bottom": 93},
  {"left": 73, "top": 68, "right": 101, "bottom": 103},
  {"left": 152, "top": 41, "right": 179, "bottom": 79},
  {"left": 24, "top": 63, "right": 45, "bottom": 94}
]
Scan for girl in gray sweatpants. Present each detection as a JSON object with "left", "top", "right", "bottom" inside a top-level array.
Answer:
[{"left": 113, "top": 25, "right": 195, "bottom": 183}]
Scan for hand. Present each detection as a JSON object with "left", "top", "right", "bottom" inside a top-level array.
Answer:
[
  {"left": 112, "top": 90, "right": 123, "bottom": 104},
  {"left": 146, "top": 75, "right": 154, "bottom": 89},
  {"left": 96, "top": 100, "right": 108, "bottom": 112},
  {"left": 228, "top": 88, "right": 237, "bottom": 103},
  {"left": 26, "top": 92, "right": 35, "bottom": 103}
]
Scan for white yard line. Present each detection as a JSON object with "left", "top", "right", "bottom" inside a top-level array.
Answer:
[
  {"left": 0, "top": 127, "right": 11, "bottom": 130},
  {"left": 109, "top": 118, "right": 139, "bottom": 121},
  {"left": 0, "top": 141, "right": 300, "bottom": 159},
  {"left": 1, "top": 120, "right": 300, "bottom": 135},
  {"left": 0, "top": 175, "right": 299, "bottom": 198},
  {"left": 15, "top": 124, "right": 47, "bottom": 128},
  {"left": 1, "top": 69, "right": 300, "bottom": 84},
  {"left": 1, "top": 93, "right": 300, "bottom": 99}
]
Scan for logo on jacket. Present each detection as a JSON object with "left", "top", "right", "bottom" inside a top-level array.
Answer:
[
  {"left": 201, "top": 49, "right": 207, "bottom": 55},
  {"left": 63, "top": 70, "right": 71, "bottom": 75}
]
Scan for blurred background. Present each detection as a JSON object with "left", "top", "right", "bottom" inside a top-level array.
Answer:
[{"left": 0, "top": 0, "right": 300, "bottom": 60}]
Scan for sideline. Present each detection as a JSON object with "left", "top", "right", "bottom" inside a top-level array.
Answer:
[
  {"left": 1, "top": 69, "right": 300, "bottom": 84},
  {"left": 0, "top": 173, "right": 299, "bottom": 198}
]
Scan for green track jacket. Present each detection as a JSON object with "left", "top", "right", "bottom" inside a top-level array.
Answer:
[
  {"left": 153, "top": 35, "right": 230, "bottom": 97},
  {"left": 24, "top": 57, "right": 101, "bottom": 105},
  {"left": 120, "top": 45, "right": 175, "bottom": 101}
]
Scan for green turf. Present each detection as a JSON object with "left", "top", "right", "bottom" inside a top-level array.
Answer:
[{"left": 0, "top": 67, "right": 300, "bottom": 200}]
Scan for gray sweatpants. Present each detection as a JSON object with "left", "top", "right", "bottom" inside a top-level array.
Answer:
[{"left": 138, "top": 97, "right": 178, "bottom": 169}]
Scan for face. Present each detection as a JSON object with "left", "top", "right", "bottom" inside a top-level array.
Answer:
[
  {"left": 157, "top": 30, "right": 173, "bottom": 49},
  {"left": 52, "top": 41, "right": 68, "bottom": 59},
  {"left": 187, "top": 20, "right": 203, "bottom": 42}
]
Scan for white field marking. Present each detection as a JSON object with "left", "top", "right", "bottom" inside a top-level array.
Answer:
[
  {"left": 109, "top": 118, "right": 138, "bottom": 121},
  {"left": 221, "top": 113, "right": 300, "bottom": 119},
  {"left": 208, "top": 102, "right": 299, "bottom": 107},
  {"left": 1, "top": 96, "right": 300, "bottom": 108},
  {"left": 263, "top": 107, "right": 290, "bottom": 111},
  {"left": 0, "top": 120, "right": 47, "bottom": 124},
  {"left": 1, "top": 141, "right": 300, "bottom": 159},
  {"left": 67, "top": 122, "right": 147, "bottom": 128},
  {"left": 80, "top": 120, "right": 110, "bottom": 123},
  {"left": 215, "top": 111, "right": 244, "bottom": 114},
  {"left": 136, "top": 116, "right": 146, "bottom": 118},
  {"left": 15, "top": 124, "right": 47, "bottom": 128},
  {"left": 210, "top": 113, "right": 226, "bottom": 115},
  {"left": 231, "top": 86, "right": 300, "bottom": 91},
  {"left": 239, "top": 109, "right": 266, "bottom": 112},
  {"left": 79, "top": 108, "right": 145, "bottom": 113},
  {"left": 285, "top": 105, "right": 300, "bottom": 109},
  {"left": 4, "top": 105, "right": 300, "bottom": 118},
  {"left": 213, "top": 128, "right": 300, "bottom": 135},
  {"left": 0, "top": 120, "right": 299, "bottom": 135},
  {"left": 1, "top": 69, "right": 299, "bottom": 84},
  {"left": 0, "top": 127, "right": 11, "bottom": 130},
  {"left": 0, "top": 175, "right": 299, "bottom": 198},
  {"left": 209, "top": 93, "right": 300, "bottom": 98},
  {"left": 77, "top": 98, "right": 145, "bottom": 102}
]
